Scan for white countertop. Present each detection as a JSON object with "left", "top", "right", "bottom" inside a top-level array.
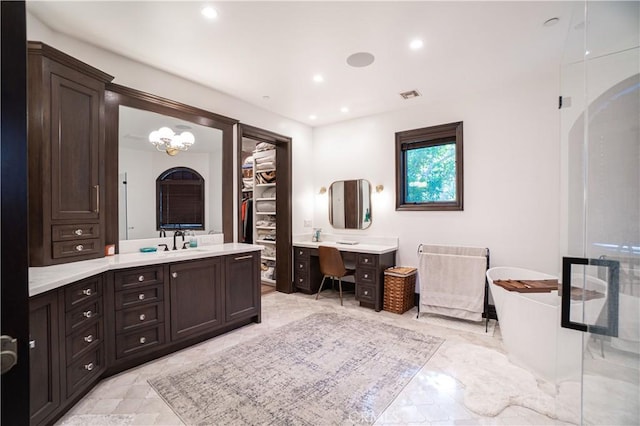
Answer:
[
  {"left": 292, "top": 240, "right": 397, "bottom": 255},
  {"left": 29, "top": 243, "right": 262, "bottom": 297}
]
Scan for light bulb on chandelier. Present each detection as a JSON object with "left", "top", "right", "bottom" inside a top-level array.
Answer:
[{"left": 149, "top": 127, "right": 195, "bottom": 156}]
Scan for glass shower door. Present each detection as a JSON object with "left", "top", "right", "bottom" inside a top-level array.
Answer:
[{"left": 561, "top": 1, "right": 639, "bottom": 424}]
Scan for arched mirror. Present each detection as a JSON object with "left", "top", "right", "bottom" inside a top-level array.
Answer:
[
  {"left": 105, "top": 83, "right": 237, "bottom": 247},
  {"left": 329, "top": 179, "right": 372, "bottom": 229}
]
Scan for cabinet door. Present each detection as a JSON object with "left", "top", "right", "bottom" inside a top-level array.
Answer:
[
  {"left": 29, "top": 291, "right": 61, "bottom": 426},
  {"left": 225, "top": 252, "right": 260, "bottom": 323},
  {"left": 49, "top": 70, "right": 101, "bottom": 221},
  {"left": 169, "top": 258, "right": 223, "bottom": 341}
]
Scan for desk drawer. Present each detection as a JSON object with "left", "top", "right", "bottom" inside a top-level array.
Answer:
[
  {"left": 295, "top": 259, "right": 309, "bottom": 274},
  {"left": 114, "top": 266, "right": 163, "bottom": 291},
  {"left": 357, "top": 253, "right": 378, "bottom": 267},
  {"left": 52, "top": 239, "right": 101, "bottom": 259},
  {"left": 294, "top": 271, "right": 310, "bottom": 291},
  {"left": 294, "top": 247, "right": 311, "bottom": 259},
  {"left": 115, "top": 302, "right": 164, "bottom": 334},
  {"left": 115, "top": 285, "right": 164, "bottom": 310},
  {"left": 116, "top": 324, "right": 165, "bottom": 359},
  {"left": 356, "top": 284, "right": 376, "bottom": 303},
  {"left": 356, "top": 267, "right": 377, "bottom": 286}
]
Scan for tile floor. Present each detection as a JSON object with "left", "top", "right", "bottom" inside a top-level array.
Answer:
[{"left": 56, "top": 291, "right": 574, "bottom": 425}]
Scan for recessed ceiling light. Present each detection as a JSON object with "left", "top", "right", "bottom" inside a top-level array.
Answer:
[
  {"left": 409, "top": 39, "right": 424, "bottom": 50},
  {"left": 399, "top": 90, "right": 421, "bottom": 99},
  {"left": 309, "top": 115, "right": 317, "bottom": 120},
  {"left": 313, "top": 74, "right": 324, "bottom": 83},
  {"left": 201, "top": 6, "right": 218, "bottom": 19},
  {"left": 340, "top": 107, "right": 349, "bottom": 113},
  {"left": 543, "top": 17, "right": 559, "bottom": 27},
  {"left": 346, "top": 52, "right": 375, "bottom": 68}
]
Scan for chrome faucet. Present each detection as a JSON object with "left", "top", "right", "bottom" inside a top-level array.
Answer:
[{"left": 172, "top": 231, "right": 185, "bottom": 250}]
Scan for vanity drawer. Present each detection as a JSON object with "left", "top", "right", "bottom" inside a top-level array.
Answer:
[
  {"left": 52, "top": 238, "right": 101, "bottom": 259},
  {"left": 115, "top": 302, "right": 164, "bottom": 334},
  {"left": 295, "top": 259, "right": 309, "bottom": 274},
  {"left": 66, "top": 347, "right": 103, "bottom": 398},
  {"left": 52, "top": 223, "right": 100, "bottom": 241},
  {"left": 356, "top": 284, "right": 376, "bottom": 303},
  {"left": 115, "top": 284, "right": 164, "bottom": 310},
  {"left": 116, "top": 324, "right": 165, "bottom": 359},
  {"left": 66, "top": 299, "right": 102, "bottom": 334},
  {"left": 114, "top": 266, "right": 163, "bottom": 291},
  {"left": 356, "top": 267, "right": 377, "bottom": 286},
  {"left": 65, "top": 276, "right": 101, "bottom": 311},
  {"left": 294, "top": 247, "right": 311, "bottom": 259},
  {"left": 66, "top": 320, "right": 102, "bottom": 366},
  {"left": 357, "top": 253, "right": 378, "bottom": 267},
  {"left": 294, "top": 271, "right": 310, "bottom": 291}
]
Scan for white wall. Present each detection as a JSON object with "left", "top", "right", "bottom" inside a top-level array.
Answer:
[
  {"left": 27, "top": 12, "right": 315, "bottom": 240},
  {"left": 313, "top": 72, "right": 562, "bottom": 275}
]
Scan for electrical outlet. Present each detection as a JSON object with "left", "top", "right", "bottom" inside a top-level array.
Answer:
[{"left": 303, "top": 220, "right": 312, "bottom": 228}]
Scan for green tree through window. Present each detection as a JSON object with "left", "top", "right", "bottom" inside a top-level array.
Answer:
[{"left": 395, "top": 122, "right": 463, "bottom": 211}]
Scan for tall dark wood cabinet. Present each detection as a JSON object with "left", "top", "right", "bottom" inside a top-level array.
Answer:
[
  {"left": 27, "top": 41, "right": 114, "bottom": 266},
  {"left": 29, "top": 291, "right": 61, "bottom": 426},
  {"left": 169, "top": 258, "right": 223, "bottom": 341}
]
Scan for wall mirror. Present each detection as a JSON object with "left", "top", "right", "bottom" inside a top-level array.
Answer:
[
  {"left": 105, "top": 83, "right": 237, "bottom": 247},
  {"left": 118, "top": 105, "right": 222, "bottom": 239},
  {"left": 329, "top": 179, "right": 372, "bottom": 229}
]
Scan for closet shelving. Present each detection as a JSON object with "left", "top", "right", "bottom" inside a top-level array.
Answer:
[{"left": 253, "top": 144, "right": 277, "bottom": 284}]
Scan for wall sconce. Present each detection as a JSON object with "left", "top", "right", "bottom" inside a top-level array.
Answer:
[
  {"left": 319, "top": 186, "right": 327, "bottom": 195},
  {"left": 375, "top": 184, "right": 384, "bottom": 193}
]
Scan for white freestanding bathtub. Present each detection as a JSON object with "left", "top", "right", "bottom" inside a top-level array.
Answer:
[{"left": 487, "top": 267, "right": 606, "bottom": 383}]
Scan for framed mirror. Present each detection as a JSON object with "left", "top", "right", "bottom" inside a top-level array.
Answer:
[
  {"left": 329, "top": 179, "right": 372, "bottom": 229},
  {"left": 105, "top": 83, "right": 237, "bottom": 247}
]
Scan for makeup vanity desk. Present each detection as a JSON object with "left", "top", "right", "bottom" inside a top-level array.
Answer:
[{"left": 292, "top": 239, "right": 398, "bottom": 311}]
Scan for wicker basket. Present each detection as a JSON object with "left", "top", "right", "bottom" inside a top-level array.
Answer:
[{"left": 383, "top": 267, "right": 417, "bottom": 314}]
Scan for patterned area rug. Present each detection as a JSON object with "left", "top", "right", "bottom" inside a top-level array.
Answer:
[{"left": 149, "top": 312, "right": 443, "bottom": 425}]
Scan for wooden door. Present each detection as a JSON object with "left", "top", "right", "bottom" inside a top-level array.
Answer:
[
  {"left": 169, "top": 259, "right": 223, "bottom": 341},
  {"left": 225, "top": 252, "right": 260, "bottom": 323},
  {"left": 1, "top": 2, "right": 31, "bottom": 424},
  {"left": 49, "top": 66, "right": 102, "bottom": 221}
]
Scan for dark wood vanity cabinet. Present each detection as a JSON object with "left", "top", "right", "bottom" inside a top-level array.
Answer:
[
  {"left": 27, "top": 41, "right": 114, "bottom": 266},
  {"left": 29, "top": 275, "right": 105, "bottom": 426},
  {"left": 29, "top": 291, "right": 61, "bottom": 426},
  {"left": 293, "top": 247, "right": 323, "bottom": 294},
  {"left": 112, "top": 266, "right": 166, "bottom": 361},
  {"left": 225, "top": 251, "right": 261, "bottom": 323},
  {"left": 169, "top": 258, "right": 224, "bottom": 341}
]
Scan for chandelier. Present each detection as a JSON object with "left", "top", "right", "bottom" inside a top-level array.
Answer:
[{"left": 149, "top": 127, "right": 195, "bottom": 156}]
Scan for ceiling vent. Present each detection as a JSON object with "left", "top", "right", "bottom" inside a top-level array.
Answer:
[{"left": 399, "top": 90, "right": 421, "bottom": 99}]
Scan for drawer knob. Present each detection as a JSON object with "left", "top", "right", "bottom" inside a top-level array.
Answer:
[
  {"left": 74, "top": 228, "right": 83, "bottom": 236},
  {"left": 299, "top": 264, "right": 303, "bottom": 269},
  {"left": 84, "top": 334, "right": 94, "bottom": 343},
  {"left": 364, "top": 290, "right": 369, "bottom": 296},
  {"left": 172, "top": 272, "right": 178, "bottom": 278},
  {"left": 75, "top": 244, "right": 84, "bottom": 252},
  {"left": 29, "top": 340, "right": 36, "bottom": 349},
  {"left": 139, "top": 337, "right": 146, "bottom": 344},
  {"left": 82, "top": 288, "right": 92, "bottom": 296},
  {"left": 299, "top": 278, "right": 303, "bottom": 283},
  {"left": 84, "top": 362, "right": 94, "bottom": 371},
  {"left": 364, "top": 274, "right": 369, "bottom": 279},
  {"left": 139, "top": 314, "right": 146, "bottom": 321},
  {"left": 83, "top": 310, "right": 93, "bottom": 318},
  {"left": 138, "top": 293, "right": 145, "bottom": 300},
  {"left": 364, "top": 258, "right": 369, "bottom": 263},
  {"left": 299, "top": 250, "right": 303, "bottom": 255},
  {"left": 138, "top": 275, "right": 144, "bottom": 282}
]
